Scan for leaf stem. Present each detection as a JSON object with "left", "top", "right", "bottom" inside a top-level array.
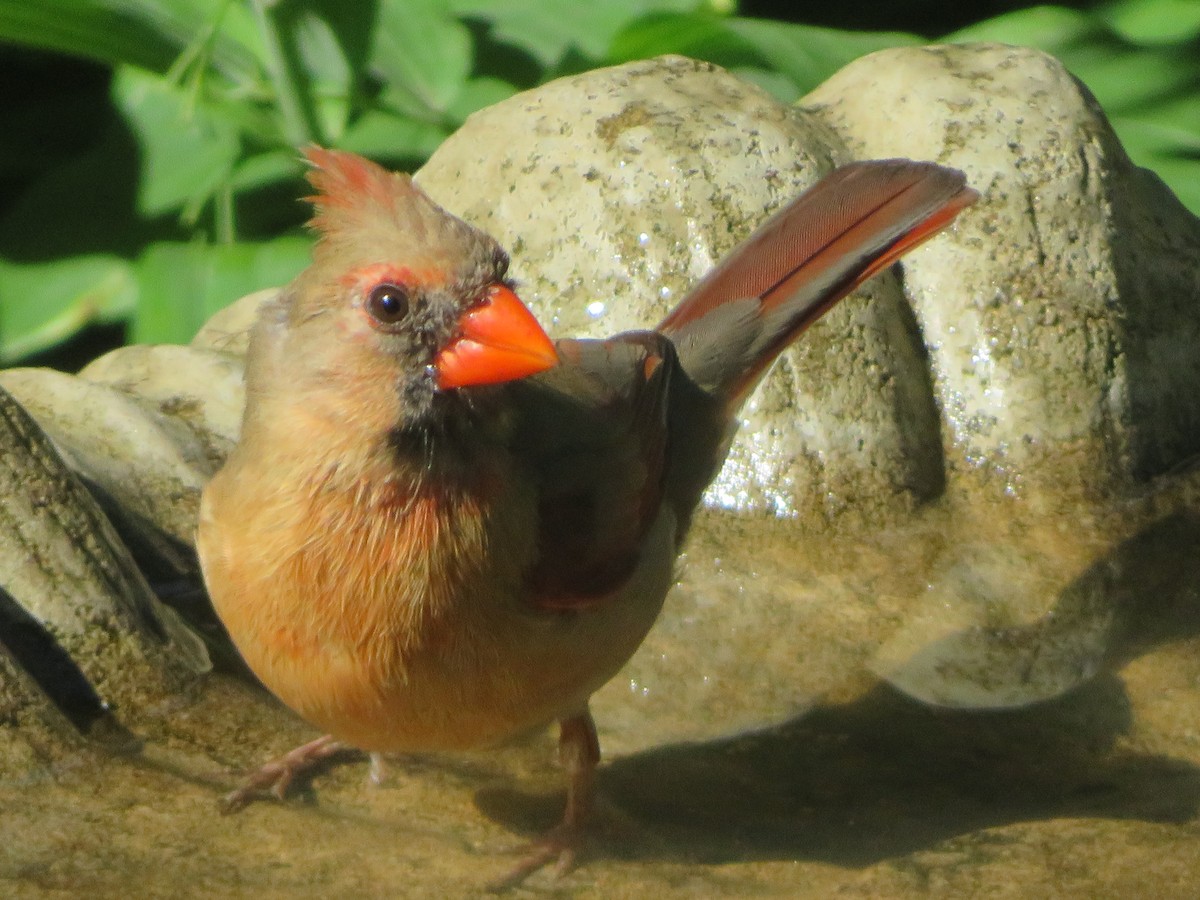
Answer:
[
  {"left": 250, "top": 0, "right": 316, "bottom": 147},
  {"left": 214, "top": 182, "right": 236, "bottom": 244}
]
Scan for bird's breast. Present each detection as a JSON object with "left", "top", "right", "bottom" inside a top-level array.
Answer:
[{"left": 200, "top": 447, "right": 674, "bottom": 753}]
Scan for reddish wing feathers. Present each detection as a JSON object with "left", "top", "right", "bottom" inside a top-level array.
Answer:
[
  {"left": 658, "top": 160, "right": 977, "bottom": 404},
  {"left": 658, "top": 160, "right": 975, "bottom": 331}
]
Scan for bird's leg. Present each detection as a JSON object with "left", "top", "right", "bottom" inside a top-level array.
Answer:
[
  {"left": 368, "top": 751, "right": 388, "bottom": 785},
  {"left": 490, "top": 708, "right": 601, "bottom": 891},
  {"left": 221, "top": 733, "right": 350, "bottom": 812}
]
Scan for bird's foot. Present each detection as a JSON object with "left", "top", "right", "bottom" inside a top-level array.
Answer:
[
  {"left": 487, "top": 820, "right": 585, "bottom": 893},
  {"left": 487, "top": 710, "right": 600, "bottom": 891},
  {"left": 221, "top": 734, "right": 349, "bottom": 812}
]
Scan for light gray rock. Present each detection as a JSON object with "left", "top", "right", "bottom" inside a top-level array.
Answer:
[
  {"left": 0, "top": 367, "right": 218, "bottom": 552},
  {"left": 80, "top": 344, "right": 245, "bottom": 449},
  {"left": 800, "top": 42, "right": 1200, "bottom": 498},
  {"left": 0, "top": 385, "right": 209, "bottom": 746}
]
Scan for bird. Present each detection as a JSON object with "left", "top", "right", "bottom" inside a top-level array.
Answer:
[{"left": 197, "top": 146, "right": 976, "bottom": 886}]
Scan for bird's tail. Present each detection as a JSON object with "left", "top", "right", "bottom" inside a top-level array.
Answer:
[{"left": 657, "top": 160, "right": 977, "bottom": 408}]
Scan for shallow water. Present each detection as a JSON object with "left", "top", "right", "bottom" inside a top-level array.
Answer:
[{"left": 3, "top": 476, "right": 1200, "bottom": 897}]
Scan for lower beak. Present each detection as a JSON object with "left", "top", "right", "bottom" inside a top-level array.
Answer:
[{"left": 433, "top": 285, "right": 559, "bottom": 390}]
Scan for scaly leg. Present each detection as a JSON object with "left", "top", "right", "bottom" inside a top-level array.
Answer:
[
  {"left": 490, "top": 708, "right": 601, "bottom": 891},
  {"left": 222, "top": 733, "right": 350, "bottom": 812}
]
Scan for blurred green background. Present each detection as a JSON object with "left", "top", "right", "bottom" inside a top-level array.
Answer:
[{"left": 1, "top": 0, "right": 1197, "bottom": 368}]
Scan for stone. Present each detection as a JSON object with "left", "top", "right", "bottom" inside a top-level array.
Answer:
[
  {"left": 800, "top": 42, "right": 1200, "bottom": 499},
  {"left": 0, "top": 367, "right": 218, "bottom": 563},
  {"left": 0, "top": 385, "right": 209, "bottom": 745},
  {"left": 190, "top": 287, "right": 278, "bottom": 358}
]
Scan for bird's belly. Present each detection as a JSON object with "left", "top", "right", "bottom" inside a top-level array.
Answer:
[{"left": 217, "top": 507, "right": 678, "bottom": 754}]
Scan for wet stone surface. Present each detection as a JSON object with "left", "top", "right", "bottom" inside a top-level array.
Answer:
[{"left": 3, "top": 492, "right": 1200, "bottom": 897}]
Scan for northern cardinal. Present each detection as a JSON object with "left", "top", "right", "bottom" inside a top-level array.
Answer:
[{"left": 197, "top": 147, "right": 976, "bottom": 885}]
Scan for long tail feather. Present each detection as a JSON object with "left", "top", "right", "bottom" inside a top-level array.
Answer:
[{"left": 659, "top": 160, "right": 977, "bottom": 406}]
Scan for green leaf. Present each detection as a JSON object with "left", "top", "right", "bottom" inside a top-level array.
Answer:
[
  {"left": 1102, "top": 0, "right": 1200, "bottom": 46},
  {"left": 112, "top": 66, "right": 240, "bottom": 218},
  {"left": 728, "top": 18, "right": 919, "bottom": 94},
  {"left": 290, "top": 6, "right": 354, "bottom": 140},
  {"left": 0, "top": 0, "right": 262, "bottom": 84},
  {"left": 133, "top": 237, "right": 311, "bottom": 344},
  {"left": 944, "top": 6, "right": 1097, "bottom": 49},
  {"left": 371, "top": 0, "right": 472, "bottom": 115},
  {"left": 729, "top": 66, "right": 804, "bottom": 104},
  {"left": 445, "top": 76, "right": 520, "bottom": 124},
  {"left": 609, "top": 12, "right": 768, "bottom": 70},
  {"left": 0, "top": 0, "right": 182, "bottom": 72},
  {"left": 607, "top": 14, "right": 917, "bottom": 99},
  {"left": 0, "top": 255, "right": 136, "bottom": 364},
  {"left": 340, "top": 109, "right": 449, "bottom": 164},
  {"left": 449, "top": 0, "right": 701, "bottom": 66},
  {"left": 1058, "top": 41, "right": 1197, "bottom": 115},
  {"left": 229, "top": 151, "right": 304, "bottom": 194},
  {"left": 1112, "top": 114, "right": 1200, "bottom": 212},
  {"left": 1121, "top": 95, "right": 1200, "bottom": 151}
]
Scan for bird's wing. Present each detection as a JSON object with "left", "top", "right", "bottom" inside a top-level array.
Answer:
[{"left": 507, "top": 332, "right": 676, "bottom": 611}]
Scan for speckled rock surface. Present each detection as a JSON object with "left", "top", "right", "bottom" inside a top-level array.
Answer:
[
  {"left": 0, "top": 343, "right": 243, "bottom": 578},
  {"left": 801, "top": 42, "right": 1200, "bottom": 498},
  {"left": 417, "top": 54, "right": 948, "bottom": 523},
  {"left": 0, "top": 367, "right": 218, "bottom": 554},
  {"left": 0, "top": 385, "right": 208, "bottom": 774}
]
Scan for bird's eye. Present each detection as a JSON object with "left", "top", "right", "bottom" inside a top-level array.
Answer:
[{"left": 365, "top": 282, "right": 410, "bottom": 326}]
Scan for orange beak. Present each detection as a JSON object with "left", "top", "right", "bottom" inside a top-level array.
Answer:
[{"left": 434, "top": 285, "right": 558, "bottom": 390}]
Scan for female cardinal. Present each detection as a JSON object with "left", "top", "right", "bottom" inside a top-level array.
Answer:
[{"left": 197, "top": 147, "right": 975, "bottom": 884}]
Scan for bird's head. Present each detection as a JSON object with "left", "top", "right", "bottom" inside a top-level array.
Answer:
[{"left": 257, "top": 147, "right": 557, "bottom": 432}]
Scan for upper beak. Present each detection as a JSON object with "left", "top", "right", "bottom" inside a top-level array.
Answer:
[{"left": 433, "top": 284, "right": 559, "bottom": 390}]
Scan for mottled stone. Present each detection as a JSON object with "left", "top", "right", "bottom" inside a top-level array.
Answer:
[
  {"left": 801, "top": 42, "right": 1200, "bottom": 498},
  {"left": 81, "top": 344, "right": 245, "bottom": 452},
  {"left": 190, "top": 287, "right": 279, "bottom": 358},
  {"left": 0, "top": 386, "right": 209, "bottom": 740},
  {"left": 0, "top": 367, "right": 217, "bottom": 553}
]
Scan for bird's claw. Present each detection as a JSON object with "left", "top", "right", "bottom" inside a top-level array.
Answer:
[
  {"left": 219, "top": 734, "right": 348, "bottom": 813},
  {"left": 487, "top": 822, "right": 584, "bottom": 893}
]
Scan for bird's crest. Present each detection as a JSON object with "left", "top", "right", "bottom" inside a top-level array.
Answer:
[
  {"left": 302, "top": 146, "right": 421, "bottom": 243},
  {"left": 299, "top": 146, "right": 500, "bottom": 281}
]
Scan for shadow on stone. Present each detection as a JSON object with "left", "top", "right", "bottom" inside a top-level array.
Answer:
[
  {"left": 0, "top": 582, "right": 138, "bottom": 752},
  {"left": 476, "top": 674, "right": 1198, "bottom": 867}
]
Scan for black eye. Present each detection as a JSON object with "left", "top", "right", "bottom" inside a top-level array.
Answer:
[{"left": 365, "top": 283, "right": 410, "bottom": 326}]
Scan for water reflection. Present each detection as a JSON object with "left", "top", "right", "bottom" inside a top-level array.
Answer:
[{"left": 877, "top": 511, "right": 1200, "bottom": 708}]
